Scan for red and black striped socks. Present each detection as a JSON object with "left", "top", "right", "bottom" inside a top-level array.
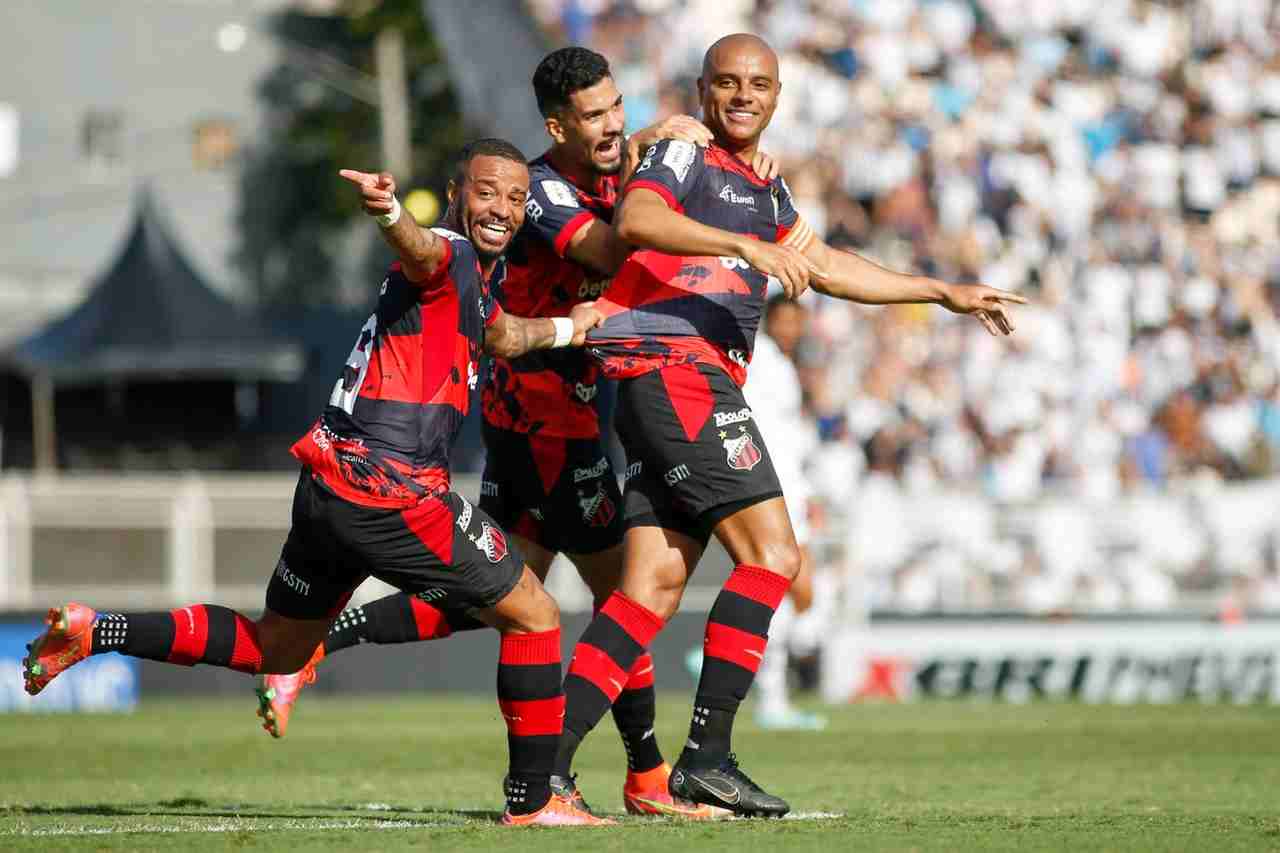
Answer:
[
  {"left": 556, "top": 592, "right": 665, "bottom": 775},
  {"left": 322, "top": 594, "right": 485, "bottom": 655},
  {"left": 686, "top": 564, "right": 791, "bottom": 766},
  {"left": 90, "top": 605, "right": 263, "bottom": 674},
  {"left": 498, "top": 628, "right": 565, "bottom": 815}
]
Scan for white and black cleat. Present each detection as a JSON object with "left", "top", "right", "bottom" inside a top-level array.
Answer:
[{"left": 669, "top": 752, "right": 790, "bottom": 818}]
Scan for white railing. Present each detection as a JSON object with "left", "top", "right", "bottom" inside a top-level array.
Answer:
[
  {"left": 3, "top": 472, "right": 1277, "bottom": 615},
  {"left": 0, "top": 472, "right": 608, "bottom": 613}
]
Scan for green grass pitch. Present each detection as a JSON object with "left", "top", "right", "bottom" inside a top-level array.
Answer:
[{"left": 2, "top": 695, "right": 1279, "bottom": 850}]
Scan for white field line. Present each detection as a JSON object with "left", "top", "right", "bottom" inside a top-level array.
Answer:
[
  {"left": 3, "top": 810, "right": 846, "bottom": 835},
  {"left": 781, "top": 812, "right": 844, "bottom": 820},
  {"left": 3, "top": 818, "right": 450, "bottom": 837}
]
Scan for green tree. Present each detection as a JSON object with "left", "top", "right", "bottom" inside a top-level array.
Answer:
[{"left": 235, "top": 0, "right": 465, "bottom": 306}]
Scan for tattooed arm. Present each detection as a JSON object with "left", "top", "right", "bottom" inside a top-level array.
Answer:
[{"left": 484, "top": 302, "right": 604, "bottom": 359}]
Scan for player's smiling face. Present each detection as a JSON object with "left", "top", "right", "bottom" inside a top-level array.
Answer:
[
  {"left": 698, "top": 41, "right": 780, "bottom": 149},
  {"left": 550, "top": 76, "right": 626, "bottom": 176},
  {"left": 450, "top": 155, "right": 529, "bottom": 261}
]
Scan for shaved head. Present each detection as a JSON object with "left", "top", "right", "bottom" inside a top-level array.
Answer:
[
  {"left": 696, "top": 33, "right": 781, "bottom": 155},
  {"left": 701, "top": 33, "right": 779, "bottom": 83}
]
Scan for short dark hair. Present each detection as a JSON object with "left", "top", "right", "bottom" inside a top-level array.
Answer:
[
  {"left": 532, "top": 47, "right": 612, "bottom": 118},
  {"left": 454, "top": 137, "right": 527, "bottom": 185}
]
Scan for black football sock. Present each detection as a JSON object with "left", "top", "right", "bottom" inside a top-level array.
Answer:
[
  {"left": 90, "top": 606, "right": 263, "bottom": 673},
  {"left": 322, "top": 594, "right": 484, "bottom": 655},
  {"left": 556, "top": 592, "right": 664, "bottom": 776},
  {"left": 498, "top": 629, "right": 564, "bottom": 815},
  {"left": 611, "top": 652, "right": 664, "bottom": 773},
  {"left": 684, "top": 565, "right": 790, "bottom": 768}
]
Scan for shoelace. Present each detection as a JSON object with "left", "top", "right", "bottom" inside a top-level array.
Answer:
[{"left": 720, "top": 753, "right": 765, "bottom": 793}]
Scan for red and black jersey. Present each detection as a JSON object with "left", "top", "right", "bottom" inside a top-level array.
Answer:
[
  {"left": 481, "top": 154, "right": 617, "bottom": 439},
  {"left": 291, "top": 228, "right": 502, "bottom": 509},
  {"left": 586, "top": 140, "right": 800, "bottom": 386}
]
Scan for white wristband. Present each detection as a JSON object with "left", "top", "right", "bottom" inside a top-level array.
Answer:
[
  {"left": 551, "top": 317, "right": 575, "bottom": 348},
  {"left": 375, "top": 196, "right": 402, "bottom": 228}
]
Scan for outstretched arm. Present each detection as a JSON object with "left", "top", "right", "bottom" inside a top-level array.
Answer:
[
  {"left": 484, "top": 302, "right": 604, "bottom": 359},
  {"left": 340, "top": 169, "right": 448, "bottom": 283},
  {"left": 614, "top": 188, "right": 817, "bottom": 298},
  {"left": 801, "top": 237, "right": 1027, "bottom": 335}
]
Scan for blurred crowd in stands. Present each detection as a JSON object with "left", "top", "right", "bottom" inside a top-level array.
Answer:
[{"left": 526, "top": 0, "right": 1280, "bottom": 613}]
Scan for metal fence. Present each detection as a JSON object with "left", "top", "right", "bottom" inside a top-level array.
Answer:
[
  {"left": 3, "top": 472, "right": 1277, "bottom": 616},
  {"left": 0, "top": 472, "right": 741, "bottom": 614}
]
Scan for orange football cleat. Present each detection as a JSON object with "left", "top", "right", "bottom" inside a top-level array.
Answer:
[
  {"left": 255, "top": 644, "right": 325, "bottom": 738},
  {"left": 623, "top": 762, "right": 730, "bottom": 819},
  {"left": 22, "top": 603, "right": 97, "bottom": 696},
  {"left": 502, "top": 793, "right": 616, "bottom": 826}
]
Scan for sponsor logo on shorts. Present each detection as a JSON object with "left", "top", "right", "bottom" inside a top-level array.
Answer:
[
  {"left": 480, "top": 480, "right": 499, "bottom": 498},
  {"left": 724, "top": 431, "right": 763, "bottom": 472},
  {"left": 574, "top": 381, "right": 598, "bottom": 403},
  {"left": 714, "top": 407, "right": 752, "bottom": 428},
  {"left": 474, "top": 521, "right": 508, "bottom": 563},
  {"left": 416, "top": 588, "right": 447, "bottom": 602},
  {"left": 275, "top": 559, "right": 311, "bottom": 598},
  {"left": 577, "top": 278, "right": 609, "bottom": 300},
  {"left": 578, "top": 483, "right": 617, "bottom": 528},
  {"left": 727, "top": 349, "right": 748, "bottom": 368},
  {"left": 664, "top": 464, "right": 691, "bottom": 485},
  {"left": 624, "top": 461, "right": 643, "bottom": 481},
  {"left": 573, "top": 458, "right": 610, "bottom": 483},
  {"left": 456, "top": 495, "right": 474, "bottom": 531}
]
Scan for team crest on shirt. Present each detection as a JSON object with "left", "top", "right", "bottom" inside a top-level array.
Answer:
[
  {"left": 578, "top": 484, "right": 617, "bottom": 528},
  {"left": 723, "top": 430, "right": 763, "bottom": 471},
  {"left": 474, "top": 521, "right": 508, "bottom": 563}
]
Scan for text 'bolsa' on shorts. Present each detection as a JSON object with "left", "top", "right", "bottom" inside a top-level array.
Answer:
[
  {"left": 615, "top": 362, "right": 783, "bottom": 544},
  {"left": 266, "top": 471, "right": 524, "bottom": 621},
  {"left": 479, "top": 423, "right": 624, "bottom": 556}
]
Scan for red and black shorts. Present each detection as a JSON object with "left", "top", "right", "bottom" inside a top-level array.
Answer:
[
  {"left": 479, "top": 423, "right": 624, "bottom": 556},
  {"left": 266, "top": 470, "right": 524, "bottom": 621},
  {"left": 615, "top": 362, "right": 782, "bottom": 544}
]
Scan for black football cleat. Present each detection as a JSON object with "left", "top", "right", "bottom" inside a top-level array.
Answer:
[{"left": 669, "top": 752, "right": 790, "bottom": 818}]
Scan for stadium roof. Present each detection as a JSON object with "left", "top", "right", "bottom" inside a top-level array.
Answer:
[{"left": 5, "top": 186, "right": 304, "bottom": 387}]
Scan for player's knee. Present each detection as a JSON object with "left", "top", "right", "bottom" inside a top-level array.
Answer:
[
  {"left": 625, "top": 557, "right": 687, "bottom": 622},
  {"left": 510, "top": 584, "right": 561, "bottom": 634},
  {"left": 755, "top": 539, "right": 802, "bottom": 582}
]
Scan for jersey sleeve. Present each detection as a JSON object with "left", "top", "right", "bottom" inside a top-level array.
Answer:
[
  {"left": 772, "top": 175, "right": 801, "bottom": 242},
  {"left": 524, "top": 176, "right": 597, "bottom": 258},
  {"left": 773, "top": 176, "right": 818, "bottom": 250},
  {"left": 624, "top": 139, "right": 706, "bottom": 210},
  {"left": 409, "top": 226, "right": 474, "bottom": 291}
]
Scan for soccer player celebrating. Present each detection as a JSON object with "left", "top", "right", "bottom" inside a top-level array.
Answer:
[
  {"left": 255, "top": 46, "right": 774, "bottom": 820},
  {"left": 21, "top": 138, "right": 611, "bottom": 827},
  {"left": 553, "top": 34, "right": 1027, "bottom": 817}
]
